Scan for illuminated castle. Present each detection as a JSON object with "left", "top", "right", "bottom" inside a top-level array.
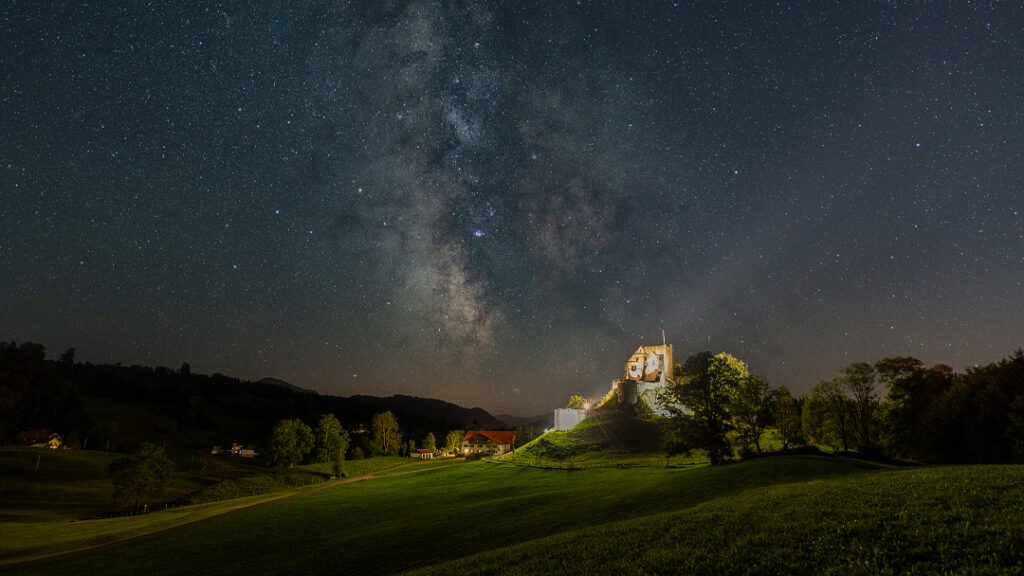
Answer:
[
  {"left": 554, "top": 343, "right": 674, "bottom": 430},
  {"left": 613, "top": 344, "right": 674, "bottom": 408}
]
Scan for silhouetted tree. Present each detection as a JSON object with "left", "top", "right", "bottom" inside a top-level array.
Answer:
[
  {"left": 107, "top": 442, "right": 173, "bottom": 511},
  {"left": 267, "top": 419, "right": 314, "bottom": 468},
  {"left": 804, "top": 379, "right": 853, "bottom": 450},
  {"left": 514, "top": 425, "right": 537, "bottom": 447},
  {"left": 732, "top": 375, "right": 773, "bottom": 454},
  {"left": 371, "top": 411, "right": 401, "bottom": 456},
  {"left": 661, "top": 352, "right": 749, "bottom": 464},
  {"left": 921, "top": 351, "right": 1024, "bottom": 463},
  {"left": 773, "top": 386, "right": 803, "bottom": 449},
  {"left": 841, "top": 362, "right": 878, "bottom": 450},
  {"left": 313, "top": 414, "right": 348, "bottom": 464},
  {"left": 875, "top": 357, "right": 948, "bottom": 460}
]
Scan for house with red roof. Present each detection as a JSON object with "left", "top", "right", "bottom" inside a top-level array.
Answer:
[
  {"left": 14, "top": 429, "right": 63, "bottom": 449},
  {"left": 461, "top": 430, "right": 516, "bottom": 456},
  {"left": 410, "top": 448, "right": 434, "bottom": 459}
]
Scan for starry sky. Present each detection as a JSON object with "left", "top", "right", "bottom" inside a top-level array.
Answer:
[{"left": 2, "top": 2, "right": 1022, "bottom": 415}]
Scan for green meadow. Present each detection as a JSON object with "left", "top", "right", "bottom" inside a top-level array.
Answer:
[
  {"left": 411, "top": 464, "right": 1024, "bottom": 576},
  {"left": 499, "top": 413, "right": 708, "bottom": 468},
  {"left": 6, "top": 453, "right": 1022, "bottom": 575},
  {"left": 0, "top": 448, "right": 411, "bottom": 566}
]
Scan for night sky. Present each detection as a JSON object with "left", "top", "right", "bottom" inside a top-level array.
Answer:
[{"left": 2, "top": 2, "right": 1022, "bottom": 415}]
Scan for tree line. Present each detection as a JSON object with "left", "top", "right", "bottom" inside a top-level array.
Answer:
[
  {"left": 264, "top": 410, "right": 470, "bottom": 470},
  {"left": 0, "top": 341, "right": 480, "bottom": 453},
  {"left": 661, "top": 349, "right": 1024, "bottom": 464}
]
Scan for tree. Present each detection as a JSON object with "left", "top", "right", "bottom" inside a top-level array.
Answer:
[
  {"left": 806, "top": 379, "right": 852, "bottom": 450},
  {"left": 841, "top": 362, "right": 878, "bottom": 450},
  {"left": 107, "top": 442, "right": 174, "bottom": 511},
  {"left": 59, "top": 347, "right": 75, "bottom": 364},
  {"left": 732, "top": 375, "right": 773, "bottom": 454},
  {"left": 445, "top": 429, "right": 465, "bottom": 455},
  {"left": 422, "top": 432, "right": 436, "bottom": 454},
  {"left": 371, "top": 411, "right": 401, "bottom": 456},
  {"left": 875, "top": 357, "right": 952, "bottom": 461},
  {"left": 313, "top": 414, "right": 349, "bottom": 464},
  {"left": 773, "top": 386, "right": 803, "bottom": 449},
  {"left": 267, "top": 419, "right": 314, "bottom": 468},
  {"left": 332, "top": 451, "right": 346, "bottom": 478},
  {"left": 921, "top": 351, "right": 1024, "bottom": 464},
  {"left": 515, "top": 425, "right": 538, "bottom": 446},
  {"left": 179, "top": 362, "right": 191, "bottom": 377},
  {"left": 801, "top": 391, "right": 829, "bottom": 446},
  {"left": 565, "top": 395, "right": 587, "bottom": 410},
  {"left": 407, "top": 438, "right": 416, "bottom": 456},
  {"left": 661, "top": 351, "right": 749, "bottom": 465}
]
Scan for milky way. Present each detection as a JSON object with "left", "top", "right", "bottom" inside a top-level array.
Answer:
[{"left": 2, "top": 2, "right": 1022, "bottom": 414}]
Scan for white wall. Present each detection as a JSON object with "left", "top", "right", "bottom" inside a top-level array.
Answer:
[{"left": 553, "top": 408, "right": 587, "bottom": 431}]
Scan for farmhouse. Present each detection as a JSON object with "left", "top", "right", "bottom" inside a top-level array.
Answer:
[
  {"left": 410, "top": 449, "right": 434, "bottom": 459},
  {"left": 14, "top": 429, "right": 63, "bottom": 449},
  {"left": 461, "top": 430, "right": 516, "bottom": 456}
]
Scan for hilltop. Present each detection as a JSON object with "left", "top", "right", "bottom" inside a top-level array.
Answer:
[
  {"left": 257, "top": 377, "right": 316, "bottom": 394},
  {"left": 348, "top": 394, "right": 507, "bottom": 429},
  {"left": 501, "top": 413, "right": 699, "bottom": 468}
]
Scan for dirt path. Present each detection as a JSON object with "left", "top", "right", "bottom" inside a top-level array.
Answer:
[{"left": 7, "top": 461, "right": 446, "bottom": 569}]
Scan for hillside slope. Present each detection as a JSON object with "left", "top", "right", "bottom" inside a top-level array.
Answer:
[
  {"left": 347, "top": 394, "right": 507, "bottom": 429},
  {"left": 407, "top": 464, "right": 1024, "bottom": 576},
  {"left": 5, "top": 456, "right": 883, "bottom": 576},
  {"left": 501, "top": 413, "right": 695, "bottom": 467}
]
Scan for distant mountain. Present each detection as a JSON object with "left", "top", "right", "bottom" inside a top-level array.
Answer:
[
  {"left": 349, "top": 394, "right": 508, "bottom": 429},
  {"left": 258, "top": 377, "right": 316, "bottom": 394},
  {"left": 496, "top": 413, "right": 553, "bottom": 429}
]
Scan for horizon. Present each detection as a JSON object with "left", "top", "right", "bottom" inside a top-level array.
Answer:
[
  {"left": 10, "top": 338, "right": 1022, "bottom": 419},
  {"left": 3, "top": 3, "right": 1022, "bottom": 415}
]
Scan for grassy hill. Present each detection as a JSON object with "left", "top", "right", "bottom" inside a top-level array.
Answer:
[
  {"left": 0, "top": 451, "right": 411, "bottom": 566},
  {"left": 408, "top": 463, "right": 1024, "bottom": 576},
  {"left": 6, "top": 455, "right": 1024, "bottom": 575},
  {"left": 0, "top": 446, "right": 369, "bottom": 524},
  {"left": 0, "top": 447, "right": 120, "bottom": 523},
  {"left": 6, "top": 455, "right": 887, "bottom": 575},
  {"left": 501, "top": 413, "right": 705, "bottom": 468}
]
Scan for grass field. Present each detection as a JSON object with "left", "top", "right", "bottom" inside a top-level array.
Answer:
[
  {"left": 6, "top": 455, "right": 886, "bottom": 575},
  {"left": 501, "top": 413, "right": 708, "bottom": 468},
  {"left": 408, "top": 464, "right": 1024, "bottom": 575},
  {"left": 0, "top": 447, "right": 329, "bottom": 521},
  {"left": 5, "top": 453, "right": 1024, "bottom": 575},
  {"left": 0, "top": 452, "right": 412, "bottom": 566}
]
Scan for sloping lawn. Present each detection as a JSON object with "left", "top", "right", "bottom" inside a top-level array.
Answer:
[
  {"left": 407, "top": 464, "right": 1024, "bottom": 576},
  {"left": 6, "top": 456, "right": 882, "bottom": 575}
]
